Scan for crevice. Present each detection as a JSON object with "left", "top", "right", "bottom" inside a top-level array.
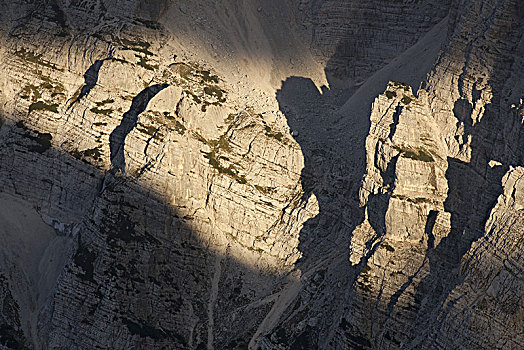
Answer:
[
  {"left": 453, "top": 99, "right": 473, "bottom": 145},
  {"left": 205, "top": 183, "right": 213, "bottom": 207},
  {"left": 67, "top": 50, "right": 114, "bottom": 109},
  {"left": 136, "top": 161, "right": 153, "bottom": 179},
  {"left": 175, "top": 95, "right": 184, "bottom": 119},
  {"left": 388, "top": 105, "right": 402, "bottom": 141},
  {"left": 424, "top": 210, "right": 438, "bottom": 251},
  {"left": 143, "top": 127, "right": 160, "bottom": 157},
  {"left": 139, "top": 133, "right": 166, "bottom": 179},
  {"left": 109, "top": 84, "right": 168, "bottom": 173}
]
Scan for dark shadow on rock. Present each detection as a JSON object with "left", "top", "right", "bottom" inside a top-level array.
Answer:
[
  {"left": 401, "top": 29, "right": 522, "bottom": 350},
  {"left": 109, "top": 84, "right": 169, "bottom": 173},
  {"left": 424, "top": 210, "right": 438, "bottom": 250},
  {"left": 0, "top": 120, "right": 283, "bottom": 350},
  {"left": 269, "top": 72, "right": 368, "bottom": 347},
  {"left": 277, "top": 76, "right": 365, "bottom": 269},
  {"left": 402, "top": 155, "right": 506, "bottom": 348},
  {"left": 68, "top": 52, "right": 114, "bottom": 110},
  {"left": 389, "top": 105, "right": 403, "bottom": 141},
  {"left": 453, "top": 98, "right": 473, "bottom": 145},
  {"left": 318, "top": 0, "right": 452, "bottom": 82}
]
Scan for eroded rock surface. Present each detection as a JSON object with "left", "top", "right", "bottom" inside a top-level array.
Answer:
[{"left": 0, "top": 0, "right": 522, "bottom": 349}]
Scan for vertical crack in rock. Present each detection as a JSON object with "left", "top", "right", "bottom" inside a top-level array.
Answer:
[
  {"left": 143, "top": 127, "right": 160, "bottom": 158},
  {"left": 273, "top": 72, "right": 368, "bottom": 348},
  {"left": 68, "top": 51, "right": 114, "bottom": 109},
  {"left": 0, "top": 0, "right": 522, "bottom": 349},
  {"left": 0, "top": 275, "right": 27, "bottom": 349},
  {"left": 388, "top": 105, "right": 402, "bottom": 140},
  {"left": 109, "top": 84, "right": 168, "bottom": 173},
  {"left": 137, "top": 128, "right": 164, "bottom": 178},
  {"left": 424, "top": 210, "right": 438, "bottom": 250}
]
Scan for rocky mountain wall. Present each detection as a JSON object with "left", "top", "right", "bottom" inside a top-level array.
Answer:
[{"left": 0, "top": 0, "right": 522, "bottom": 349}]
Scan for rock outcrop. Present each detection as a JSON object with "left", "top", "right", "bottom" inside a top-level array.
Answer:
[{"left": 0, "top": 0, "right": 522, "bottom": 349}]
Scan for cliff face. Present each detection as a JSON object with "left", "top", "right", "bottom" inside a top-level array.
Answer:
[
  {"left": 0, "top": 0, "right": 522, "bottom": 349},
  {"left": 303, "top": 0, "right": 452, "bottom": 81},
  {"left": 349, "top": 0, "right": 524, "bottom": 348}
]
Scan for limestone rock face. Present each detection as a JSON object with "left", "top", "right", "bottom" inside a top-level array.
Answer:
[
  {"left": 301, "top": 0, "right": 452, "bottom": 80},
  {"left": 0, "top": 0, "right": 522, "bottom": 349},
  {"left": 345, "top": 0, "right": 524, "bottom": 348}
]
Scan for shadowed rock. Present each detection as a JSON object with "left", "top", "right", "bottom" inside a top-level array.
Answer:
[{"left": 109, "top": 84, "right": 168, "bottom": 173}]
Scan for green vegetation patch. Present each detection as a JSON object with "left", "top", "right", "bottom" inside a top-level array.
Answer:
[
  {"left": 90, "top": 107, "right": 113, "bottom": 116},
  {"left": 15, "top": 48, "right": 63, "bottom": 71},
  {"left": 15, "top": 121, "right": 27, "bottom": 130},
  {"left": 401, "top": 96, "right": 413, "bottom": 105},
  {"left": 163, "top": 113, "right": 187, "bottom": 135},
  {"left": 391, "top": 194, "right": 432, "bottom": 204},
  {"left": 208, "top": 134, "right": 232, "bottom": 152},
  {"left": 225, "top": 113, "right": 237, "bottom": 124},
  {"left": 200, "top": 85, "right": 226, "bottom": 112},
  {"left": 193, "top": 132, "right": 209, "bottom": 145},
  {"left": 73, "top": 235, "right": 97, "bottom": 282},
  {"left": 117, "top": 37, "right": 154, "bottom": 55},
  {"left": 72, "top": 146, "right": 103, "bottom": 163},
  {"left": 136, "top": 55, "right": 159, "bottom": 71},
  {"left": 202, "top": 151, "right": 247, "bottom": 184},
  {"left": 40, "top": 75, "right": 66, "bottom": 93},
  {"left": 174, "top": 120, "right": 186, "bottom": 135},
  {"left": 391, "top": 81, "right": 411, "bottom": 91},
  {"left": 185, "top": 90, "right": 202, "bottom": 104},
  {"left": 394, "top": 145, "right": 434, "bottom": 162},
  {"left": 196, "top": 69, "right": 219, "bottom": 84},
  {"left": 203, "top": 85, "right": 225, "bottom": 102},
  {"left": 83, "top": 147, "right": 102, "bottom": 161},
  {"left": 95, "top": 98, "right": 114, "bottom": 106},
  {"left": 111, "top": 57, "right": 130, "bottom": 65},
  {"left": 247, "top": 246, "right": 264, "bottom": 253},
  {"left": 194, "top": 132, "right": 232, "bottom": 153},
  {"left": 29, "top": 101, "right": 58, "bottom": 113},
  {"left": 137, "top": 123, "right": 158, "bottom": 137},
  {"left": 173, "top": 63, "right": 194, "bottom": 81},
  {"left": 30, "top": 132, "right": 52, "bottom": 153},
  {"left": 21, "top": 75, "right": 65, "bottom": 103},
  {"left": 20, "top": 84, "right": 41, "bottom": 101},
  {"left": 264, "top": 125, "right": 285, "bottom": 142},
  {"left": 171, "top": 62, "right": 226, "bottom": 111},
  {"left": 381, "top": 242, "right": 395, "bottom": 252},
  {"left": 385, "top": 90, "right": 397, "bottom": 99},
  {"left": 51, "top": 92, "right": 65, "bottom": 98},
  {"left": 70, "top": 88, "right": 81, "bottom": 103},
  {"left": 255, "top": 185, "right": 275, "bottom": 195}
]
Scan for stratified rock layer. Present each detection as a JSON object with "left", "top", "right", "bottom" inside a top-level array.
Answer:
[{"left": 0, "top": 0, "right": 522, "bottom": 349}]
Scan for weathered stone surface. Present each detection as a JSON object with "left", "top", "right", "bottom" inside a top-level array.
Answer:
[{"left": 0, "top": 0, "right": 522, "bottom": 349}]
